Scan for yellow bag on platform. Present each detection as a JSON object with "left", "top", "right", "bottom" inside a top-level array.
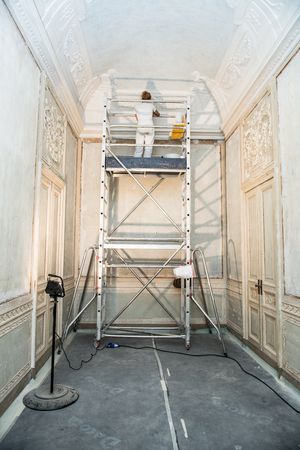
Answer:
[{"left": 170, "top": 114, "right": 186, "bottom": 140}]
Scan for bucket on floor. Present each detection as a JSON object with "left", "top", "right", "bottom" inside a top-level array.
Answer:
[{"left": 173, "top": 264, "right": 195, "bottom": 278}]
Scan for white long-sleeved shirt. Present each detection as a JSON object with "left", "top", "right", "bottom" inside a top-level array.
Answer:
[{"left": 135, "top": 102, "right": 155, "bottom": 127}]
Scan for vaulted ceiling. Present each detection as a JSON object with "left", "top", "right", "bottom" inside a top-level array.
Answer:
[{"left": 6, "top": 0, "right": 300, "bottom": 136}]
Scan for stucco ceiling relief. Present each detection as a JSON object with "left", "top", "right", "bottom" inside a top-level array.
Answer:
[{"left": 63, "top": 26, "right": 94, "bottom": 99}]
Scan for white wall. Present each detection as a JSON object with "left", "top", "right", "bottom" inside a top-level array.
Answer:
[
  {"left": 191, "top": 143, "right": 222, "bottom": 277},
  {"left": 64, "top": 125, "right": 78, "bottom": 279},
  {"left": 0, "top": 2, "right": 40, "bottom": 301},
  {"left": 277, "top": 50, "right": 300, "bottom": 382},
  {"left": 0, "top": 2, "right": 40, "bottom": 410},
  {"left": 277, "top": 50, "right": 300, "bottom": 298},
  {"left": 226, "top": 129, "right": 242, "bottom": 281}
]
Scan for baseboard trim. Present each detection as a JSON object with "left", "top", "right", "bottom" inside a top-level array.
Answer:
[{"left": 226, "top": 325, "right": 300, "bottom": 390}]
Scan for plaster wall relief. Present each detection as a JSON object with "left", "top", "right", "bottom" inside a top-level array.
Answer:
[
  {"left": 242, "top": 93, "right": 273, "bottom": 187},
  {"left": 42, "top": 87, "right": 67, "bottom": 176}
]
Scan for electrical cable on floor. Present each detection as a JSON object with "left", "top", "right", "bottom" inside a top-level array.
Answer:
[
  {"left": 117, "top": 344, "right": 300, "bottom": 415},
  {"left": 56, "top": 335, "right": 300, "bottom": 415},
  {"left": 55, "top": 333, "right": 105, "bottom": 371}
]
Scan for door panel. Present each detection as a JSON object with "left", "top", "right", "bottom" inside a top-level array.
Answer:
[
  {"left": 246, "top": 179, "right": 277, "bottom": 360},
  {"left": 36, "top": 168, "right": 64, "bottom": 359},
  {"left": 246, "top": 192, "right": 260, "bottom": 306},
  {"left": 249, "top": 304, "right": 260, "bottom": 344},
  {"left": 38, "top": 178, "right": 51, "bottom": 283}
]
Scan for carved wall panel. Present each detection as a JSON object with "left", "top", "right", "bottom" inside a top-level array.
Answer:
[
  {"left": 242, "top": 94, "right": 273, "bottom": 184},
  {"left": 42, "top": 87, "right": 66, "bottom": 176}
]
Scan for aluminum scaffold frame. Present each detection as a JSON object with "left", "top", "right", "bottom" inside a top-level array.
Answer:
[
  {"left": 96, "top": 95, "right": 192, "bottom": 348},
  {"left": 62, "top": 95, "right": 227, "bottom": 355}
]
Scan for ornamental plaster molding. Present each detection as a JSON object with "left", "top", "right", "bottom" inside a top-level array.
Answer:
[
  {"left": 242, "top": 94, "right": 273, "bottom": 180},
  {"left": 0, "top": 363, "right": 31, "bottom": 401},
  {"left": 63, "top": 26, "right": 91, "bottom": 97},
  {"left": 218, "top": 0, "right": 298, "bottom": 91},
  {"left": 220, "top": 33, "right": 254, "bottom": 91},
  {"left": 0, "top": 308, "right": 32, "bottom": 338},
  {"left": 0, "top": 301, "right": 32, "bottom": 328},
  {"left": 39, "top": 0, "right": 93, "bottom": 100},
  {"left": 282, "top": 302, "right": 300, "bottom": 318},
  {"left": 43, "top": 88, "right": 67, "bottom": 173}
]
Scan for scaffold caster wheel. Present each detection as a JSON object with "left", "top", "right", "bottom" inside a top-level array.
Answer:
[
  {"left": 95, "top": 339, "right": 102, "bottom": 349},
  {"left": 185, "top": 343, "right": 190, "bottom": 351}
]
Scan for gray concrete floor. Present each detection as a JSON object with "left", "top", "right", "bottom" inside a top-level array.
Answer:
[{"left": 1, "top": 333, "right": 300, "bottom": 450}]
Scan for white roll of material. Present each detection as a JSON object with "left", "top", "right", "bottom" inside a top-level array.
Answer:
[{"left": 173, "top": 264, "right": 195, "bottom": 278}]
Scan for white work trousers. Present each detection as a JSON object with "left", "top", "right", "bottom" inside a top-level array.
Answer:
[{"left": 135, "top": 127, "right": 154, "bottom": 157}]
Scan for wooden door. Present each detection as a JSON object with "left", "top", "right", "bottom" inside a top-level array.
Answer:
[{"left": 246, "top": 179, "right": 277, "bottom": 360}]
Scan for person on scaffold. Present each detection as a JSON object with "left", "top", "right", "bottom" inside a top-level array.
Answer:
[{"left": 134, "top": 91, "right": 160, "bottom": 158}]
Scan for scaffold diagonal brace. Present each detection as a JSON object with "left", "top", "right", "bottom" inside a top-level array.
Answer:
[
  {"left": 103, "top": 243, "right": 184, "bottom": 330},
  {"left": 109, "top": 177, "right": 164, "bottom": 236},
  {"left": 106, "top": 147, "right": 183, "bottom": 234},
  {"left": 112, "top": 249, "right": 181, "bottom": 326}
]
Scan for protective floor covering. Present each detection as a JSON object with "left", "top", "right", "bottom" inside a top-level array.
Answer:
[{"left": 1, "top": 333, "right": 300, "bottom": 450}]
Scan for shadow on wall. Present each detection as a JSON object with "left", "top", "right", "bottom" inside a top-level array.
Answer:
[
  {"left": 227, "top": 238, "right": 241, "bottom": 282},
  {"left": 191, "top": 84, "right": 222, "bottom": 129},
  {"left": 191, "top": 144, "right": 222, "bottom": 278}
]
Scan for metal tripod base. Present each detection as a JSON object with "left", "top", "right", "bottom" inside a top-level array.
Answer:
[{"left": 23, "top": 384, "right": 79, "bottom": 411}]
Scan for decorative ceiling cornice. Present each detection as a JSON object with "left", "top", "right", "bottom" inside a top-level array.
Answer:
[
  {"left": 4, "top": 0, "right": 300, "bottom": 138},
  {"left": 223, "top": 15, "right": 300, "bottom": 137},
  {"left": 5, "top": 0, "right": 84, "bottom": 135}
]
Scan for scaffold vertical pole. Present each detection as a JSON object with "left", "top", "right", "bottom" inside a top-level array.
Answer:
[
  {"left": 97, "top": 98, "right": 108, "bottom": 340},
  {"left": 185, "top": 96, "right": 191, "bottom": 349}
]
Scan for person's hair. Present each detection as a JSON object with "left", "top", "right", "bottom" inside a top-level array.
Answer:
[{"left": 141, "top": 91, "right": 151, "bottom": 100}]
